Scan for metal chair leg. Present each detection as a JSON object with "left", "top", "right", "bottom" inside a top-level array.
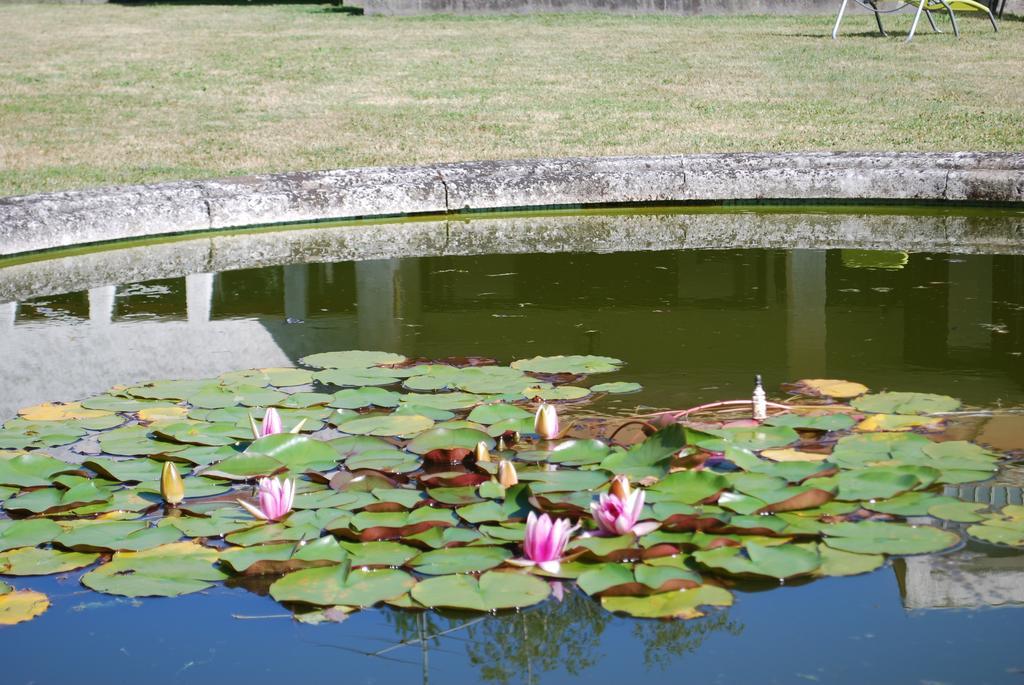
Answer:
[
  {"left": 925, "top": 9, "right": 942, "bottom": 32},
  {"left": 938, "top": 0, "right": 961, "bottom": 37},
  {"left": 867, "top": 0, "right": 888, "bottom": 35},
  {"left": 832, "top": 0, "right": 850, "bottom": 39},
  {"left": 907, "top": 0, "right": 927, "bottom": 41},
  {"left": 985, "top": 5, "right": 999, "bottom": 31}
]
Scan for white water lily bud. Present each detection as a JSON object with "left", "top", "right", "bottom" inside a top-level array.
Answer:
[
  {"left": 160, "top": 461, "right": 185, "bottom": 505},
  {"left": 498, "top": 459, "right": 519, "bottom": 487},
  {"left": 474, "top": 441, "right": 491, "bottom": 462}
]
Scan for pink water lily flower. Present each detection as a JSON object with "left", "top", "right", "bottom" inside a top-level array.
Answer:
[
  {"left": 238, "top": 476, "right": 295, "bottom": 522},
  {"left": 509, "top": 511, "right": 579, "bottom": 574},
  {"left": 259, "top": 407, "right": 283, "bottom": 436},
  {"left": 590, "top": 476, "right": 659, "bottom": 537},
  {"left": 250, "top": 407, "right": 284, "bottom": 439}
]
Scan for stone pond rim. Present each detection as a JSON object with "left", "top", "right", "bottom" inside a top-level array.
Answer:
[{"left": 0, "top": 152, "right": 1022, "bottom": 258}]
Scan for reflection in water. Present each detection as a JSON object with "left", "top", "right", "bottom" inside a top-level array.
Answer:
[
  {"left": 3, "top": 248, "right": 1022, "bottom": 420},
  {"left": 375, "top": 591, "right": 742, "bottom": 685}
]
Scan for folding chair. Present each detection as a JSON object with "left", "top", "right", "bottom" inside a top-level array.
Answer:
[{"left": 832, "top": 0, "right": 999, "bottom": 42}]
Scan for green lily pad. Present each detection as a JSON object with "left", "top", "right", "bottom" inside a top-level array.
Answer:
[
  {"left": 648, "top": 470, "right": 729, "bottom": 504},
  {"left": 273, "top": 392, "right": 333, "bottom": 409},
  {"left": 5, "top": 482, "right": 112, "bottom": 515},
  {"left": 862, "top": 491, "right": 959, "bottom": 516},
  {"left": 219, "top": 367, "right": 315, "bottom": 388},
  {"left": 695, "top": 542, "right": 821, "bottom": 579},
  {"left": 591, "top": 382, "right": 643, "bottom": 394},
  {"left": 55, "top": 520, "right": 181, "bottom": 552},
  {"left": 511, "top": 355, "right": 624, "bottom": 375},
  {"left": 270, "top": 565, "right": 415, "bottom": 606},
  {"left": 313, "top": 368, "right": 405, "bottom": 388},
  {"left": 694, "top": 425, "right": 800, "bottom": 452},
  {"left": 300, "top": 350, "right": 407, "bottom": 369},
  {"left": 0, "top": 452, "right": 79, "bottom": 487},
  {"left": 82, "top": 541, "right": 227, "bottom": 597},
  {"left": 835, "top": 469, "right": 922, "bottom": 501},
  {"left": 242, "top": 433, "right": 339, "bottom": 470},
  {"left": 99, "top": 425, "right": 186, "bottom": 457},
  {"left": 530, "top": 386, "right": 591, "bottom": 401},
  {"left": 852, "top": 392, "right": 961, "bottom": 415},
  {"left": 220, "top": 537, "right": 349, "bottom": 574},
  {"left": 412, "top": 570, "right": 550, "bottom": 610},
  {"left": 823, "top": 521, "right": 960, "bottom": 555},
  {"left": 409, "top": 546, "right": 512, "bottom": 575},
  {"left": 467, "top": 403, "right": 534, "bottom": 425},
  {"left": 398, "top": 393, "right": 486, "bottom": 411},
  {"left": 83, "top": 457, "right": 167, "bottom": 483},
  {"left": 601, "top": 423, "right": 687, "bottom": 479},
  {"left": 816, "top": 545, "right": 886, "bottom": 577},
  {"left": 329, "top": 387, "right": 402, "bottom": 410},
  {"left": 764, "top": 413, "right": 856, "bottom": 432},
  {"left": 407, "top": 427, "right": 494, "bottom": 456},
  {"left": 347, "top": 451, "right": 422, "bottom": 473},
  {"left": 338, "top": 541, "right": 421, "bottom": 567},
  {"left": 336, "top": 414, "right": 434, "bottom": 437},
  {"left": 519, "top": 439, "right": 612, "bottom": 466},
  {"left": 0, "top": 547, "right": 100, "bottom": 576},
  {"left": 200, "top": 453, "right": 284, "bottom": 480},
  {"left": 520, "top": 469, "right": 611, "bottom": 494},
  {"left": 928, "top": 501, "right": 989, "bottom": 523},
  {"left": 0, "top": 519, "right": 64, "bottom": 551}
]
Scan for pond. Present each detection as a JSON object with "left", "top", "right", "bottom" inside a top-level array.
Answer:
[{"left": 1, "top": 206, "right": 1023, "bottom": 684}]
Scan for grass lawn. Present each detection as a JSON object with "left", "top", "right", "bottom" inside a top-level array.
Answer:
[{"left": 1, "top": 5, "right": 1022, "bottom": 197}]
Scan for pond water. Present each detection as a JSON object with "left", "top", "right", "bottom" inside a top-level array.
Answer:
[{"left": 1, "top": 207, "right": 1023, "bottom": 684}]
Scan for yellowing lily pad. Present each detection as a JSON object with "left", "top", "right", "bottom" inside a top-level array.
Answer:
[
  {"left": 856, "top": 414, "right": 943, "bottom": 432},
  {"left": 761, "top": 448, "right": 830, "bottom": 463},
  {"left": 796, "top": 379, "right": 869, "bottom": 399},
  {"left": 19, "top": 402, "right": 113, "bottom": 422},
  {"left": 601, "top": 584, "right": 733, "bottom": 619},
  {"left": 0, "top": 590, "right": 50, "bottom": 625}
]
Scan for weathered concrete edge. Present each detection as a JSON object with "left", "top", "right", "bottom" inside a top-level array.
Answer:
[{"left": 2, "top": 152, "right": 1023, "bottom": 257}]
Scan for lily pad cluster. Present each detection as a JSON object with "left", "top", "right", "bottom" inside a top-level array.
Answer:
[{"left": 0, "top": 353, "right": 1014, "bottom": 626}]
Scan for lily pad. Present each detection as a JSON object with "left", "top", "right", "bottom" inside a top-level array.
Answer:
[
  {"left": 329, "top": 387, "right": 402, "bottom": 410},
  {"left": 794, "top": 379, "right": 869, "bottom": 399},
  {"left": 511, "top": 355, "right": 624, "bottom": 375},
  {"left": 695, "top": 542, "right": 821, "bottom": 579},
  {"left": 409, "top": 546, "right": 512, "bottom": 575},
  {"left": 300, "top": 350, "right": 407, "bottom": 369},
  {"left": 601, "top": 584, "right": 733, "bottom": 619},
  {"left": 0, "top": 547, "right": 100, "bottom": 576},
  {"left": 467, "top": 403, "right": 534, "bottom": 425},
  {"left": 82, "top": 541, "right": 227, "bottom": 597},
  {"left": 852, "top": 392, "right": 960, "bottom": 415},
  {"left": 591, "top": 382, "right": 643, "bottom": 394},
  {"left": 0, "top": 519, "right": 64, "bottom": 551},
  {"left": 411, "top": 570, "right": 550, "bottom": 610},
  {"left": 823, "top": 521, "right": 960, "bottom": 555},
  {"left": 764, "top": 413, "right": 856, "bottom": 432},
  {"left": 55, "top": 520, "right": 181, "bottom": 552},
  {"left": 336, "top": 414, "right": 434, "bottom": 437},
  {"left": 270, "top": 565, "right": 415, "bottom": 606},
  {"left": 0, "top": 590, "right": 50, "bottom": 625}
]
